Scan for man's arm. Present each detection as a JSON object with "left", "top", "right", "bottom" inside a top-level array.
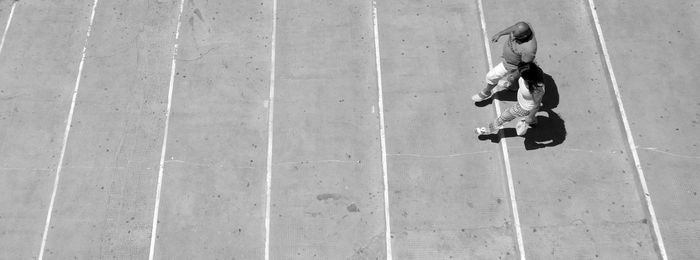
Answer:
[{"left": 490, "top": 24, "right": 518, "bottom": 42}]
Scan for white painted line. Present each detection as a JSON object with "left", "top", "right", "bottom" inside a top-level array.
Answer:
[
  {"left": 586, "top": 1, "right": 667, "bottom": 259},
  {"left": 0, "top": 0, "right": 17, "bottom": 56},
  {"left": 476, "top": 0, "right": 525, "bottom": 259},
  {"left": 38, "top": 0, "right": 100, "bottom": 259},
  {"left": 148, "top": 0, "right": 186, "bottom": 259},
  {"left": 264, "top": 0, "right": 278, "bottom": 259},
  {"left": 371, "top": 2, "right": 392, "bottom": 259}
]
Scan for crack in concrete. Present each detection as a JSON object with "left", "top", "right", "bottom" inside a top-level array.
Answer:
[
  {"left": 561, "top": 148, "right": 631, "bottom": 155},
  {"left": 347, "top": 231, "right": 384, "bottom": 260},
  {"left": 386, "top": 151, "right": 490, "bottom": 159},
  {"left": 525, "top": 218, "right": 650, "bottom": 230},
  {"left": 177, "top": 46, "right": 220, "bottom": 61},
  {"left": 0, "top": 167, "right": 52, "bottom": 171},
  {"left": 637, "top": 147, "right": 700, "bottom": 160},
  {"left": 165, "top": 159, "right": 255, "bottom": 169},
  {"left": 274, "top": 159, "right": 360, "bottom": 166},
  {"left": 0, "top": 94, "right": 23, "bottom": 101},
  {"left": 560, "top": 148, "right": 596, "bottom": 153}
]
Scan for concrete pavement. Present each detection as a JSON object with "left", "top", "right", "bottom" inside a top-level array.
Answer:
[{"left": 0, "top": 0, "right": 698, "bottom": 259}]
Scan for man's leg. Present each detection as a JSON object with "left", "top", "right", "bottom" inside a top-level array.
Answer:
[{"left": 472, "top": 62, "right": 508, "bottom": 102}]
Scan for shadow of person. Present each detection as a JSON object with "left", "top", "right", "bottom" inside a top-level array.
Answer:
[
  {"left": 540, "top": 73, "right": 559, "bottom": 110},
  {"left": 478, "top": 109, "right": 566, "bottom": 149},
  {"left": 477, "top": 131, "right": 501, "bottom": 143},
  {"left": 494, "top": 86, "right": 517, "bottom": 102},
  {"left": 521, "top": 109, "right": 566, "bottom": 150}
]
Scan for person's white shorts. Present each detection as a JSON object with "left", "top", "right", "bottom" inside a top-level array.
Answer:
[{"left": 485, "top": 61, "right": 516, "bottom": 88}]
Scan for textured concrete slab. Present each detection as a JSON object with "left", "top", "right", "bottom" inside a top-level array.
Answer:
[
  {"left": 595, "top": 0, "right": 700, "bottom": 258},
  {"left": 376, "top": 0, "right": 516, "bottom": 259},
  {"left": 482, "top": 0, "right": 658, "bottom": 258},
  {"left": 269, "top": 0, "right": 385, "bottom": 259},
  {"left": 153, "top": 0, "right": 272, "bottom": 259},
  {"left": 41, "top": 1, "right": 179, "bottom": 258},
  {"left": 2, "top": 0, "right": 699, "bottom": 259},
  {"left": 0, "top": 0, "right": 92, "bottom": 258},
  {"left": 0, "top": 1, "right": 14, "bottom": 38}
]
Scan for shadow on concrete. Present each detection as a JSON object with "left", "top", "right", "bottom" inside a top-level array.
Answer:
[
  {"left": 477, "top": 109, "right": 567, "bottom": 150},
  {"left": 540, "top": 73, "right": 560, "bottom": 110},
  {"left": 474, "top": 97, "right": 494, "bottom": 107},
  {"left": 474, "top": 82, "right": 517, "bottom": 107},
  {"left": 477, "top": 74, "right": 566, "bottom": 150},
  {"left": 520, "top": 109, "right": 567, "bottom": 150}
]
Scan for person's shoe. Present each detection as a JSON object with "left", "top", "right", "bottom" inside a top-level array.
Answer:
[
  {"left": 474, "top": 124, "right": 499, "bottom": 135},
  {"left": 471, "top": 90, "right": 493, "bottom": 102},
  {"left": 474, "top": 127, "right": 491, "bottom": 135},
  {"left": 516, "top": 119, "right": 529, "bottom": 136}
]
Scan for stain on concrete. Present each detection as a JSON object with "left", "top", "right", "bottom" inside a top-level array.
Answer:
[
  {"left": 316, "top": 193, "right": 342, "bottom": 201},
  {"left": 193, "top": 8, "right": 203, "bottom": 21},
  {"left": 346, "top": 203, "right": 359, "bottom": 212},
  {"left": 348, "top": 232, "right": 385, "bottom": 260}
]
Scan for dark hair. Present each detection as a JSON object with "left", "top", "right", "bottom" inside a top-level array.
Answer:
[{"left": 519, "top": 63, "right": 543, "bottom": 83}]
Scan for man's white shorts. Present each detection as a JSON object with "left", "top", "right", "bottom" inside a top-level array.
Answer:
[{"left": 485, "top": 61, "right": 515, "bottom": 88}]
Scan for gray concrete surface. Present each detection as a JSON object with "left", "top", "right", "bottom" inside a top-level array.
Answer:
[
  {"left": 376, "top": 0, "right": 516, "bottom": 258},
  {"left": 40, "top": 0, "right": 178, "bottom": 258},
  {"left": 0, "top": 0, "right": 92, "bottom": 259},
  {"left": 269, "top": 0, "right": 385, "bottom": 259},
  {"left": 596, "top": 0, "right": 700, "bottom": 258},
  {"left": 154, "top": 0, "right": 271, "bottom": 259},
  {"left": 0, "top": 0, "right": 698, "bottom": 259},
  {"left": 0, "top": 1, "right": 13, "bottom": 37},
  {"left": 483, "top": 0, "right": 658, "bottom": 258}
]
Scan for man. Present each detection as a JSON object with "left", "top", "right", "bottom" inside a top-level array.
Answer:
[
  {"left": 472, "top": 21, "right": 537, "bottom": 102},
  {"left": 475, "top": 62, "right": 544, "bottom": 135}
]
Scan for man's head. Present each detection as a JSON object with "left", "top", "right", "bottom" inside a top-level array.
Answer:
[{"left": 512, "top": 22, "right": 532, "bottom": 42}]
